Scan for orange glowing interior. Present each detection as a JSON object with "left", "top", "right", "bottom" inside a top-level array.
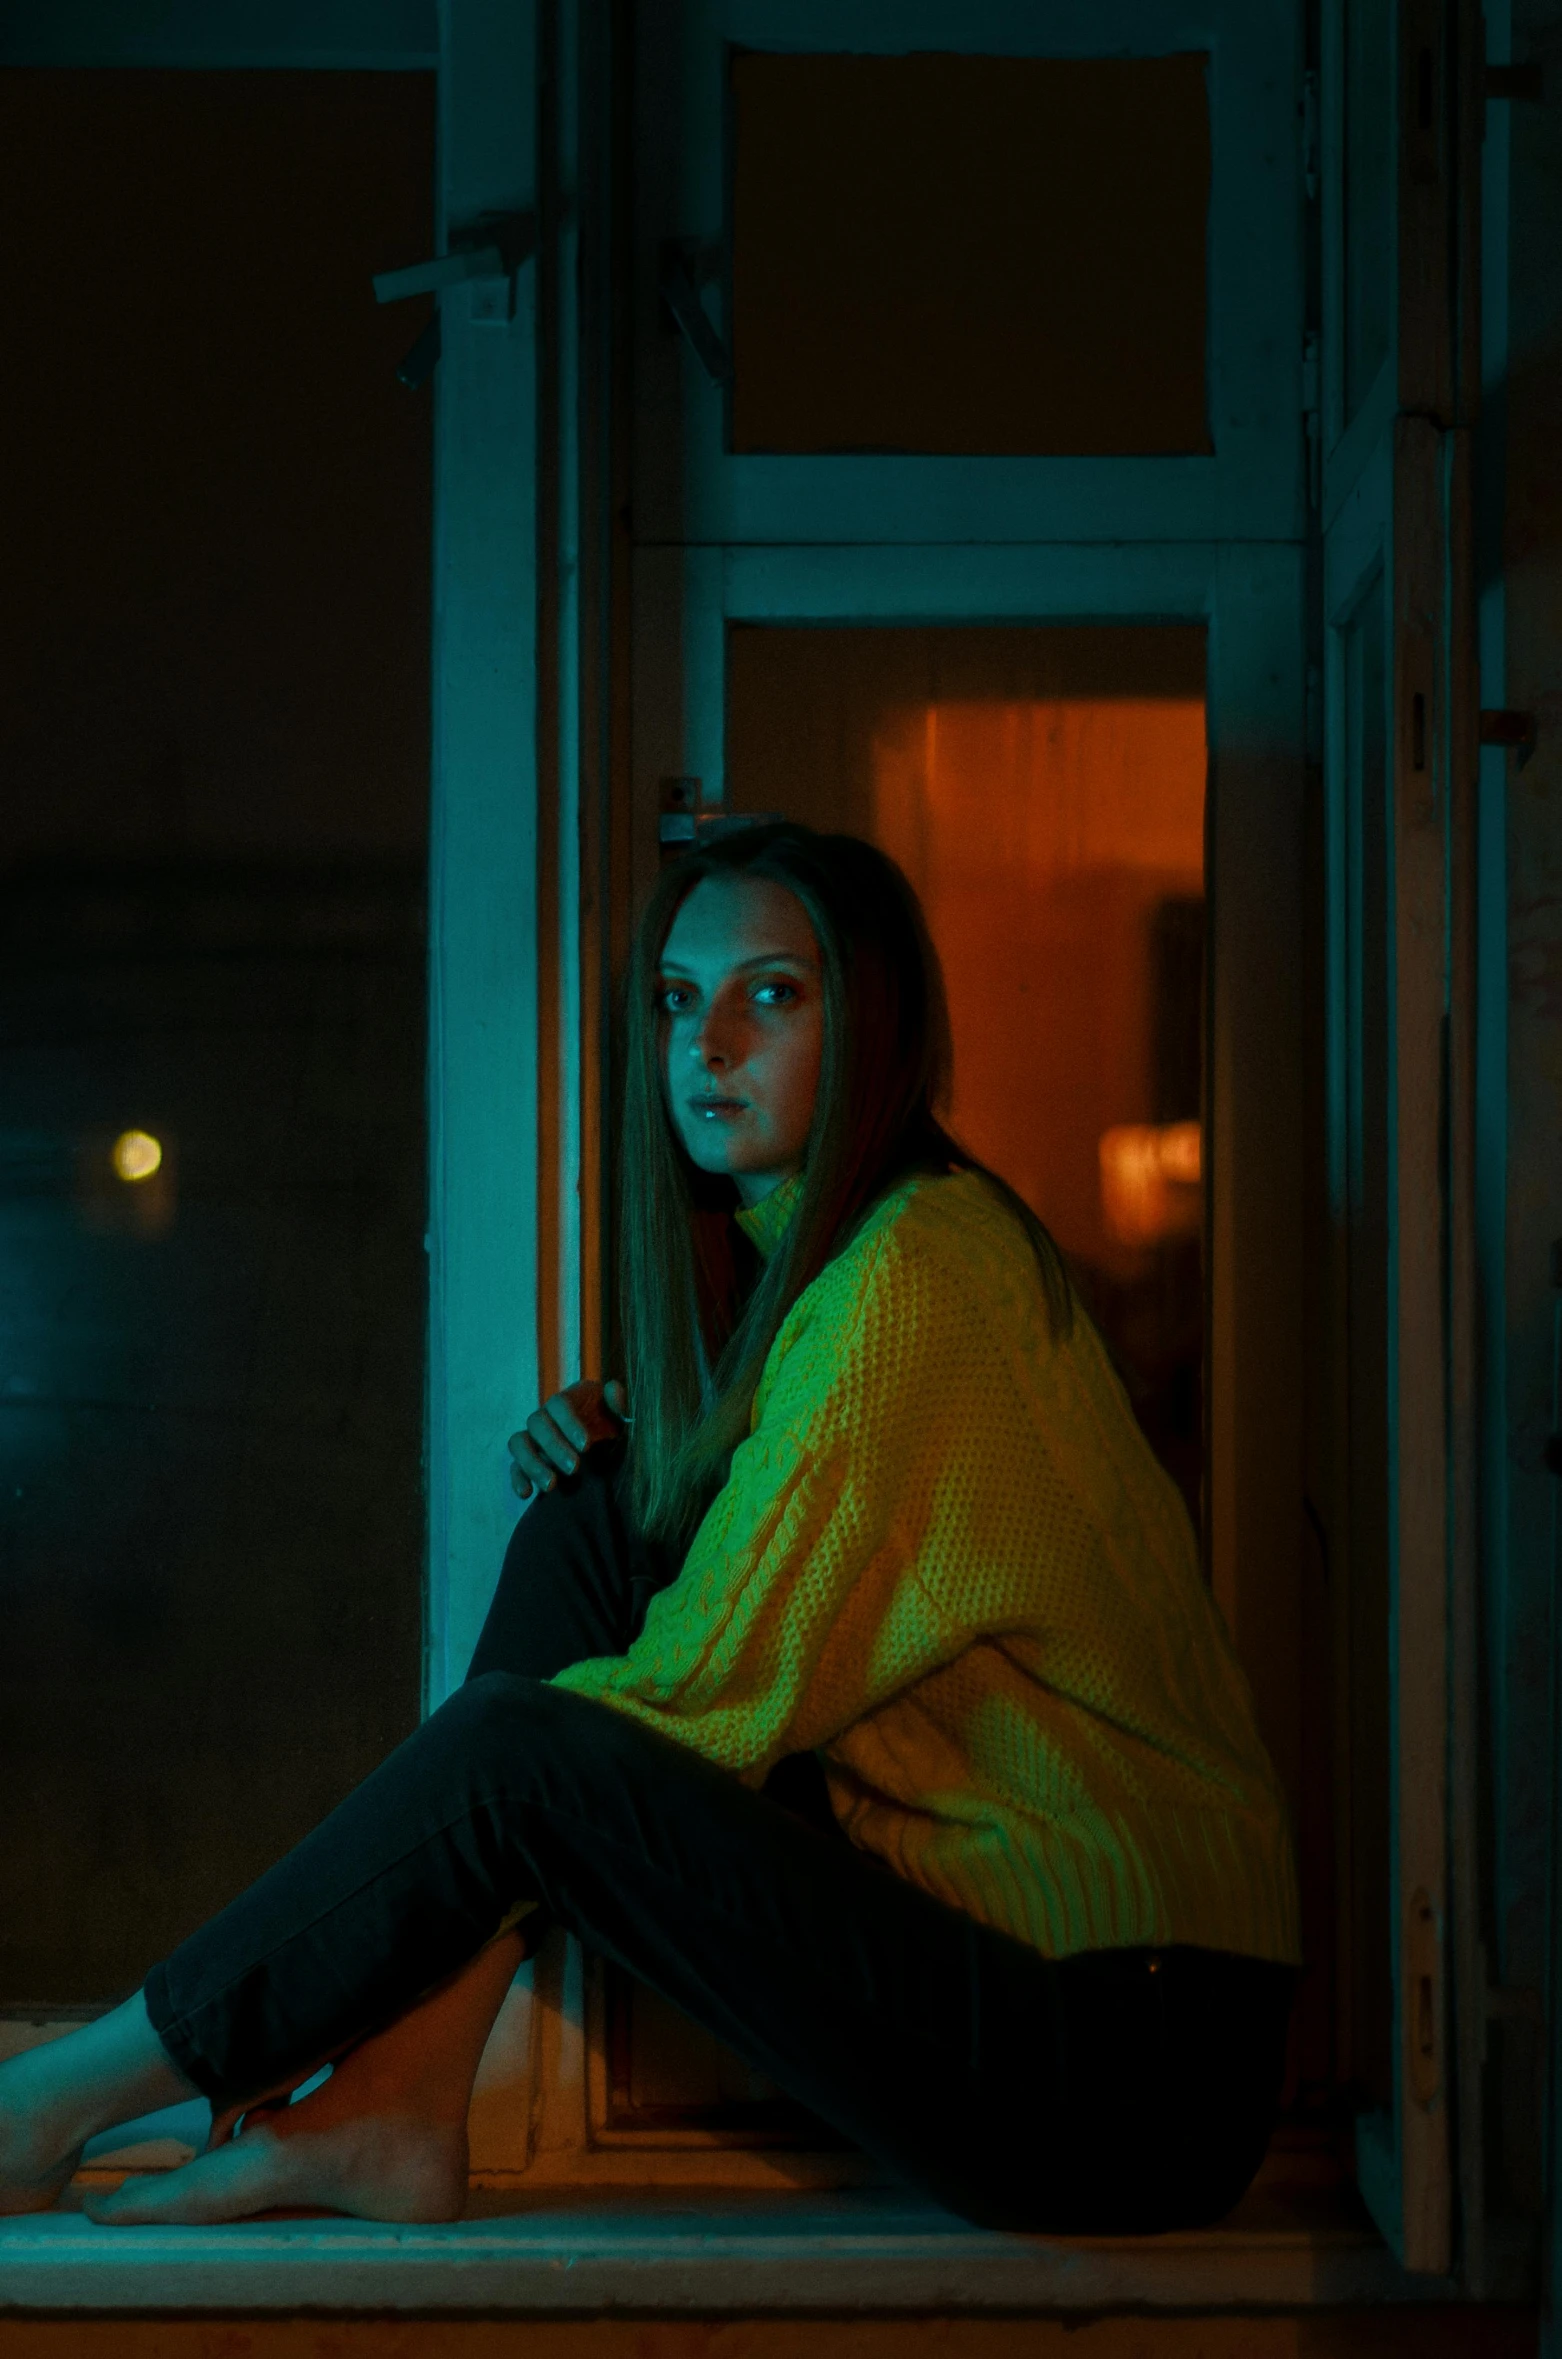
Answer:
[
  {"left": 868, "top": 696, "right": 1207, "bottom": 1275},
  {"left": 727, "top": 625, "right": 1210, "bottom": 1513}
]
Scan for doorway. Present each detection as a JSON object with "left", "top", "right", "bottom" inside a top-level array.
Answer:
[
  {"left": 597, "top": 0, "right": 1313, "bottom": 2156},
  {"left": 727, "top": 624, "right": 1210, "bottom": 1524}
]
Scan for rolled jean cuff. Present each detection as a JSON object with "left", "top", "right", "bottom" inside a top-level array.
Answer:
[{"left": 143, "top": 1956, "right": 229, "bottom": 2103}]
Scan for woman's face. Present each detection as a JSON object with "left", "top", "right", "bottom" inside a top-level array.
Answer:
[{"left": 658, "top": 873, "right": 825, "bottom": 1207}]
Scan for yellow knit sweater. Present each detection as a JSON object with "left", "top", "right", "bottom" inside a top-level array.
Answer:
[{"left": 554, "top": 1170, "right": 1300, "bottom": 1965}]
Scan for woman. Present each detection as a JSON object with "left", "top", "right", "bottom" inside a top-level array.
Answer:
[{"left": 0, "top": 824, "right": 1299, "bottom": 2233}]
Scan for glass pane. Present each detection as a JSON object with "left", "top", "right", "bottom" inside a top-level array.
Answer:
[
  {"left": 727, "top": 626, "right": 1208, "bottom": 1526},
  {"left": 1342, "top": 0, "right": 1393, "bottom": 422},
  {"left": 731, "top": 53, "right": 1212, "bottom": 457},
  {"left": 0, "top": 73, "right": 432, "bottom": 2002},
  {"left": 1342, "top": 573, "right": 1393, "bottom": 2109}
]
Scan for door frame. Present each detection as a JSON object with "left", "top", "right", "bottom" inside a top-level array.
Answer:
[
  {"left": 632, "top": 0, "right": 1306, "bottom": 550},
  {"left": 629, "top": 533, "right": 1310, "bottom": 1884}
]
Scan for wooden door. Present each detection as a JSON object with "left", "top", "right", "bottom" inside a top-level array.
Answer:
[
  {"left": 606, "top": 0, "right": 1312, "bottom": 2161},
  {"left": 1318, "top": 0, "right": 1482, "bottom": 2279}
]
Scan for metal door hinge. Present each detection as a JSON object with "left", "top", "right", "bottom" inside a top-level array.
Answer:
[
  {"left": 1485, "top": 62, "right": 1545, "bottom": 102},
  {"left": 1479, "top": 707, "right": 1537, "bottom": 766},
  {"left": 1407, "top": 1887, "right": 1442, "bottom": 2109}
]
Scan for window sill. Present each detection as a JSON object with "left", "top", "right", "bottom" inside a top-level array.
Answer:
[{"left": 0, "top": 2182, "right": 1460, "bottom": 2314}]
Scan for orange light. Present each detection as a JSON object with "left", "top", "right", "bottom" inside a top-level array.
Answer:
[
  {"left": 1099, "top": 1121, "right": 1202, "bottom": 1247},
  {"left": 869, "top": 693, "right": 1206, "bottom": 1273}
]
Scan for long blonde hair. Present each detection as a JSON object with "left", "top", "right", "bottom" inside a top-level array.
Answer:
[{"left": 618, "top": 824, "right": 1071, "bottom": 1545}]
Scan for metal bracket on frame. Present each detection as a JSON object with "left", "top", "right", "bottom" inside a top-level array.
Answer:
[
  {"left": 659, "top": 240, "right": 730, "bottom": 385},
  {"left": 372, "top": 210, "right": 538, "bottom": 386},
  {"left": 1479, "top": 707, "right": 1537, "bottom": 768},
  {"left": 658, "top": 777, "right": 781, "bottom": 855}
]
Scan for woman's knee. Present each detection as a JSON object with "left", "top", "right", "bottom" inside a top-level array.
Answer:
[
  {"left": 444, "top": 1667, "right": 626, "bottom": 1766},
  {"left": 467, "top": 1449, "right": 635, "bottom": 1686},
  {"left": 524, "top": 1442, "right": 624, "bottom": 1525},
  {"left": 494, "top": 1450, "right": 616, "bottom": 1575},
  {"left": 438, "top": 1668, "right": 547, "bottom": 1754}
]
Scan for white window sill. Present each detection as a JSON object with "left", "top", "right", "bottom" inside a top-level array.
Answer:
[{"left": 0, "top": 2182, "right": 1457, "bottom": 2313}]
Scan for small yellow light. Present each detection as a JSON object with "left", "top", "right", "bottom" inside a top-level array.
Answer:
[{"left": 112, "top": 1130, "right": 163, "bottom": 1184}]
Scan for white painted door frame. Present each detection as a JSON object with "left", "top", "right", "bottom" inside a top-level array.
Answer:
[{"left": 424, "top": 0, "right": 543, "bottom": 1704}]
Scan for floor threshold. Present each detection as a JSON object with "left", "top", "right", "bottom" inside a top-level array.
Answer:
[{"left": 0, "top": 2184, "right": 1453, "bottom": 2314}]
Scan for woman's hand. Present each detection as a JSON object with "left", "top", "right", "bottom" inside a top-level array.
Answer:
[{"left": 507, "top": 1378, "right": 629, "bottom": 1499}]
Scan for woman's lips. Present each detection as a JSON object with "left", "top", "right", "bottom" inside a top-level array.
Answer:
[{"left": 689, "top": 1097, "right": 747, "bottom": 1119}]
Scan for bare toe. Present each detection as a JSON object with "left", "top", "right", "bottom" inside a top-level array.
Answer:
[
  {"left": 84, "top": 2129, "right": 304, "bottom": 2226},
  {"left": 84, "top": 2113, "right": 467, "bottom": 2227}
]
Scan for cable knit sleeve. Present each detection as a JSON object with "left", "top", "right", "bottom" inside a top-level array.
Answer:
[
  {"left": 548, "top": 1171, "right": 1300, "bottom": 1967},
  {"left": 549, "top": 1194, "right": 990, "bottom": 1782}
]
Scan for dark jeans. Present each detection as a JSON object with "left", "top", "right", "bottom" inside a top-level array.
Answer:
[{"left": 145, "top": 1450, "right": 1295, "bottom": 2232}]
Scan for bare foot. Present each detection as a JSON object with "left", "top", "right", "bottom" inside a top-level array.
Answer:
[
  {"left": 0, "top": 2125, "right": 83, "bottom": 2219},
  {"left": 84, "top": 2079, "right": 468, "bottom": 2226},
  {"left": 0, "top": 2049, "right": 88, "bottom": 2216},
  {"left": 0, "top": 1994, "right": 195, "bottom": 2215},
  {"left": 81, "top": 1927, "right": 524, "bottom": 2227}
]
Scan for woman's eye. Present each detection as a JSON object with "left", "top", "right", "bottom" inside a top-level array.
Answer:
[
  {"left": 657, "top": 984, "right": 695, "bottom": 1013},
  {"left": 754, "top": 980, "right": 799, "bottom": 1006}
]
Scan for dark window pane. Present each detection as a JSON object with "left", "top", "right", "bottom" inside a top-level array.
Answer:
[
  {"left": 0, "top": 73, "right": 431, "bottom": 2003},
  {"left": 727, "top": 625, "right": 1208, "bottom": 1524},
  {"left": 731, "top": 52, "right": 1212, "bottom": 456}
]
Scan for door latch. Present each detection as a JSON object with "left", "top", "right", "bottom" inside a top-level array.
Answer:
[
  {"left": 659, "top": 241, "right": 730, "bottom": 386},
  {"left": 372, "top": 211, "right": 537, "bottom": 384}
]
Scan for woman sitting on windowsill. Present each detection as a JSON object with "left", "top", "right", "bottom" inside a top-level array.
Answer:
[{"left": 0, "top": 823, "right": 1299, "bottom": 2234}]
